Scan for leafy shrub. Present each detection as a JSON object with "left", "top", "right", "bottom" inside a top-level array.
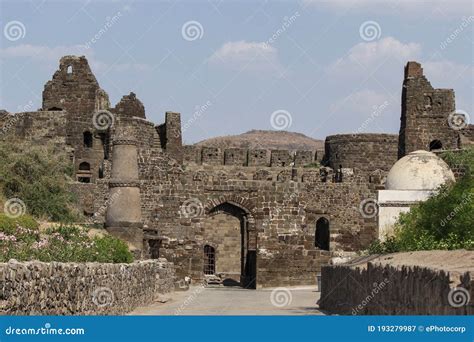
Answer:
[{"left": 0, "top": 141, "right": 77, "bottom": 222}]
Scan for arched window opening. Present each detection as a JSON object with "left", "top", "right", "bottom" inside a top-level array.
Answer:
[
  {"left": 79, "top": 162, "right": 90, "bottom": 171},
  {"left": 315, "top": 217, "right": 330, "bottom": 251},
  {"left": 429, "top": 139, "right": 442, "bottom": 151},
  {"left": 83, "top": 131, "right": 93, "bottom": 148},
  {"left": 203, "top": 245, "right": 216, "bottom": 275},
  {"left": 424, "top": 95, "right": 432, "bottom": 107},
  {"left": 66, "top": 65, "right": 73, "bottom": 74},
  {"left": 48, "top": 107, "right": 63, "bottom": 111}
]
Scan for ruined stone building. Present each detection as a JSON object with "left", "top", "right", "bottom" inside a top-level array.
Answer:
[{"left": 1, "top": 56, "right": 472, "bottom": 288}]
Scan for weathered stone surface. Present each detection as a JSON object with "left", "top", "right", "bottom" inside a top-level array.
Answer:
[
  {"left": 2, "top": 56, "right": 473, "bottom": 290},
  {"left": 0, "top": 259, "right": 175, "bottom": 315},
  {"left": 319, "top": 255, "right": 473, "bottom": 315}
]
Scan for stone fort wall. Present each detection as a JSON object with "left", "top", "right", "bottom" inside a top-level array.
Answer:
[
  {"left": 324, "top": 134, "right": 399, "bottom": 172},
  {"left": 2, "top": 56, "right": 473, "bottom": 289}
]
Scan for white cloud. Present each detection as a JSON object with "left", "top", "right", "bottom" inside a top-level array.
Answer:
[
  {"left": 329, "top": 37, "right": 421, "bottom": 74},
  {"left": 424, "top": 60, "right": 473, "bottom": 87},
  {"left": 0, "top": 44, "right": 92, "bottom": 63},
  {"left": 0, "top": 44, "right": 152, "bottom": 74},
  {"left": 304, "top": 0, "right": 471, "bottom": 16},
  {"left": 208, "top": 40, "right": 280, "bottom": 71},
  {"left": 330, "top": 89, "right": 390, "bottom": 114}
]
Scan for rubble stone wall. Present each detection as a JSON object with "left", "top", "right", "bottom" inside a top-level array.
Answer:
[{"left": 0, "top": 259, "right": 175, "bottom": 315}]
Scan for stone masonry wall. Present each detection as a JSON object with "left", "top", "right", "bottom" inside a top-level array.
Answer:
[
  {"left": 319, "top": 262, "right": 473, "bottom": 315},
  {"left": 132, "top": 159, "right": 379, "bottom": 287},
  {"left": 183, "top": 146, "right": 319, "bottom": 167},
  {"left": 324, "top": 134, "right": 399, "bottom": 172},
  {"left": 398, "top": 61, "right": 459, "bottom": 157},
  {"left": 0, "top": 259, "right": 175, "bottom": 315}
]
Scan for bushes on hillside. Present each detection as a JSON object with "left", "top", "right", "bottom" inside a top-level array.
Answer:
[{"left": 0, "top": 141, "right": 77, "bottom": 222}]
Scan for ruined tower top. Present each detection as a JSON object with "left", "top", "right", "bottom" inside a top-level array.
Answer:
[
  {"left": 112, "top": 92, "right": 146, "bottom": 119},
  {"left": 42, "top": 55, "right": 110, "bottom": 113},
  {"left": 404, "top": 61, "right": 423, "bottom": 79}
]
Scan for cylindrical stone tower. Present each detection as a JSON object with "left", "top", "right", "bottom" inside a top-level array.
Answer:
[{"left": 105, "top": 137, "right": 143, "bottom": 254}]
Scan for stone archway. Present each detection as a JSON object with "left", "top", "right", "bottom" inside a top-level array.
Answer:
[{"left": 202, "top": 199, "right": 257, "bottom": 289}]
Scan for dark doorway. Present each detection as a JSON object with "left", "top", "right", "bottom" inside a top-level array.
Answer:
[
  {"left": 203, "top": 245, "right": 216, "bottom": 275},
  {"left": 315, "top": 217, "right": 330, "bottom": 251},
  {"left": 205, "top": 202, "right": 257, "bottom": 289},
  {"left": 148, "top": 239, "right": 161, "bottom": 259},
  {"left": 83, "top": 131, "right": 93, "bottom": 148},
  {"left": 429, "top": 139, "right": 442, "bottom": 151}
]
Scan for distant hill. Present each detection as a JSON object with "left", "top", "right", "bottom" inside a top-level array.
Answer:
[{"left": 195, "top": 130, "right": 324, "bottom": 151}]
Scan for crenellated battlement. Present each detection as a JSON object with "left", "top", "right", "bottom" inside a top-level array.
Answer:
[{"left": 182, "top": 145, "right": 324, "bottom": 167}]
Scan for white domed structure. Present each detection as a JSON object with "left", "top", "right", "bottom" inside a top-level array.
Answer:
[
  {"left": 377, "top": 150, "right": 455, "bottom": 240},
  {"left": 385, "top": 150, "right": 455, "bottom": 191}
]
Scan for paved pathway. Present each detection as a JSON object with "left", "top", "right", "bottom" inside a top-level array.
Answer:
[{"left": 131, "top": 285, "right": 324, "bottom": 315}]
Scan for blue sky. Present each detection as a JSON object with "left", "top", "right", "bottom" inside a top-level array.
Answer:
[{"left": 0, "top": 0, "right": 472, "bottom": 143}]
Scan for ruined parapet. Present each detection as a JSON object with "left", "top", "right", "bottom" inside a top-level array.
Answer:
[
  {"left": 224, "top": 148, "right": 247, "bottom": 165},
  {"left": 182, "top": 146, "right": 322, "bottom": 167},
  {"left": 106, "top": 137, "right": 143, "bottom": 254},
  {"left": 294, "top": 150, "right": 314, "bottom": 167},
  {"left": 324, "top": 134, "right": 398, "bottom": 172},
  {"left": 248, "top": 149, "right": 269, "bottom": 166},
  {"left": 112, "top": 92, "right": 146, "bottom": 119},
  {"left": 398, "top": 61, "right": 458, "bottom": 158},
  {"left": 183, "top": 145, "right": 200, "bottom": 164},
  {"left": 270, "top": 150, "right": 292, "bottom": 167},
  {"left": 201, "top": 146, "right": 222, "bottom": 165},
  {"left": 156, "top": 111, "right": 183, "bottom": 163},
  {"left": 42, "top": 55, "right": 109, "bottom": 113}
]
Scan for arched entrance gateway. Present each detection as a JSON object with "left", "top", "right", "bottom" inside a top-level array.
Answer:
[{"left": 202, "top": 201, "right": 257, "bottom": 289}]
